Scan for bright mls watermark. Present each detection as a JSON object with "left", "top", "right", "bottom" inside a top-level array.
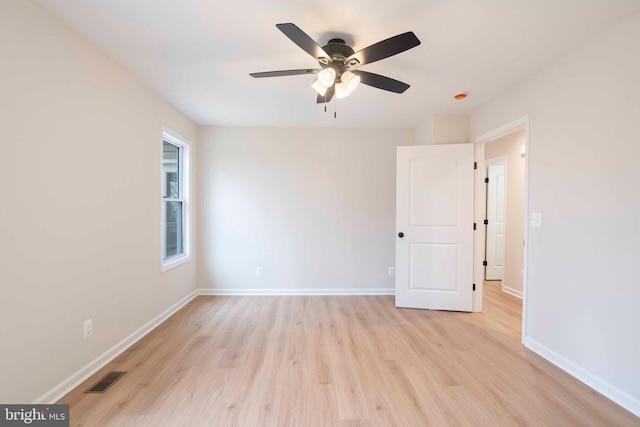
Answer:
[{"left": 0, "top": 405, "right": 68, "bottom": 426}]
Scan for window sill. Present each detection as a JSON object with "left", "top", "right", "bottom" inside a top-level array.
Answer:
[{"left": 161, "top": 254, "right": 192, "bottom": 273}]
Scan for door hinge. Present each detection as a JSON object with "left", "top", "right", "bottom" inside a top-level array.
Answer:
[
  {"left": 483, "top": 260, "right": 488, "bottom": 266},
  {"left": 473, "top": 283, "right": 476, "bottom": 291},
  {"left": 484, "top": 219, "right": 488, "bottom": 225},
  {"left": 474, "top": 162, "right": 477, "bottom": 170},
  {"left": 484, "top": 177, "right": 489, "bottom": 183},
  {"left": 473, "top": 223, "right": 476, "bottom": 230}
]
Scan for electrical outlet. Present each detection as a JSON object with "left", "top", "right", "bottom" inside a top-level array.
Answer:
[
  {"left": 83, "top": 319, "right": 93, "bottom": 339},
  {"left": 388, "top": 267, "right": 395, "bottom": 276},
  {"left": 256, "top": 266, "right": 263, "bottom": 277},
  {"left": 531, "top": 212, "right": 542, "bottom": 228}
]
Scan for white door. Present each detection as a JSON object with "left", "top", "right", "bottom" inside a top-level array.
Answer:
[
  {"left": 395, "top": 144, "right": 475, "bottom": 311},
  {"left": 485, "top": 163, "right": 505, "bottom": 280}
]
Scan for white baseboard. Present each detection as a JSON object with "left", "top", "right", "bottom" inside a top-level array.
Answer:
[
  {"left": 524, "top": 337, "right": 640, "bottom": 417},
  {"left": 502, "top": 285, "right": 523, "bottom": 299},
  {"left": 33, "top": 290, "right": 198, "bottom": 405},
  {"left": 198, "top": 288, "right": 395, "bottom": 296}
]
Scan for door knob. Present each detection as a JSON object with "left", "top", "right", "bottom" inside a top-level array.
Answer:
[{"left": 398, "top": 232, "right": 404, "bottom": 238}]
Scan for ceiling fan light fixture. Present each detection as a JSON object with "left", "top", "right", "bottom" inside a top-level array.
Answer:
[
  {"left": 250, "top": 24, "right": 421, "bottom": 104},
  {"left": 342, "top": 71, "right": 361, "bottom": 92},
  {"left": 311, "top": 79, "right": 327, "bottom": 96},
  {"left": 317, "top": 68, "right": 336, "bottom": 88},
  {"left": 335, "top": 81, "right": 352, "bottom": 99}
]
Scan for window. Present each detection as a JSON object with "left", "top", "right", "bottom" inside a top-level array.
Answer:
[{"left": 161, "top": 129, "right": 190, "bottom": 271}]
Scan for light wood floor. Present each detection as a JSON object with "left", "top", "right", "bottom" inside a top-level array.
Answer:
[{"left": 59, "top": 285, "right": 640, "bottom": 426}]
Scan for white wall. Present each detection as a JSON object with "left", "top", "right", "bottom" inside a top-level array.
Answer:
[
  {"left": 0, "top": 0, "right": 198, "bottom": 403},
  {"left": 413, "top": 114, "right": 471, "bottom": 145},
  {"left": 471, "top": 13, "right": 640, "bottom": 415},
  {"left": 484, "top": 130, "right": 526, "bottom": 296},
  {"left": 198, "top": 127, "right": 413, "bottom": 293},
  {"left": 413, "top": 119, "right": 433, "bottom": 145},
  {"left": 433, "top": 114, "right": 471, "bottom": 145}
]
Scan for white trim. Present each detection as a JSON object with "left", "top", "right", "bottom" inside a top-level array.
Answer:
[
  {"left": 471, "top": 115, "right": 530, "bottom": 342},
  {"left": 484, "top": 155, "right": 507, "bottom": 166},
  {"left": 524, "top": 337, "right": 640, "bottom": 417},
  {"left": 471, "top": 116, "right": 529, "bottom": 145},
  {"left": 473, "top": 144, "right": 484, "bottom": 312},
  {"left": 161, "top": 127, "right": 192, "bottom": 273},
  {"left": 198, "top": 288, "right": 396, "bottom": 296},
  {"left": 160, "top": 253, "right": 192, "bottom": 273},
  {"left": 32, "top": 291, "right": 197, "bottom": 405},
  {"left": 502, "top": 286, "right": 523, "bottom": 299}
]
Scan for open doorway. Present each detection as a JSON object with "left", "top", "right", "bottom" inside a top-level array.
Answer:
[
  {"left": 472, "top": 116, "right": 529, "bottom": 340},
  {"left": 483, "top": 131, "right": 525, "bottom": 300}
]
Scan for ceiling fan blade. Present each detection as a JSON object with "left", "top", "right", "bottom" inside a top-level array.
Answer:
[
  {"left": 316, "top": 85, "right": 335, "bottom": 103},
  {"left": 352, "top": 71, "right": 410, "bottom": 93},
  {"left": 347, "top": 32, "right": 420, "bottom": 66},
  {"left": 250, "top": 69, "right": 319, "bottom": 78},
  {"left": 276, "top": 23, "right": 331, "bottom": 61}
]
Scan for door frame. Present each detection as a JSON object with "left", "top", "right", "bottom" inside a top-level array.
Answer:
[
  {"left": 484, "top": 156, "right": 507, "bottom": 282},
  {"left": 471, "top": 115, "right": 530, "bottom": 343}
]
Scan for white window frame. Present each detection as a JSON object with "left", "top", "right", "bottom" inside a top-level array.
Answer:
[{"left": 161, "top": 127, "right": 191, "bottom": 272}]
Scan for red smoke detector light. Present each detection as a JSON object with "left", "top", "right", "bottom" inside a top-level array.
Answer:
[{"left": 453, "top": 92, "right": 468, "bottom": 100}]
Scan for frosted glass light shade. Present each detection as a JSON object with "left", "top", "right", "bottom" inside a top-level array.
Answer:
[
  {"left": 311, "top": 79, "right": 327, "bottom": 96},
  {"left": 335, "top": 82, "right": 351, "bottom": 99},
  {"left": 317, "top": 68, "right": 336, "bottom": 88},
  {"left": 341, "top": 71, "right": 361, "bottom": 92}
]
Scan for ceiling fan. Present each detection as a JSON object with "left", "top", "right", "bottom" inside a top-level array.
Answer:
[{"left": 250, "top": 23, "right": 421, "bottom": 103}]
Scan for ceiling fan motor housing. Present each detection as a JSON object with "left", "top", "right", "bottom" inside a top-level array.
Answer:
[
  {"left": 321, "top": 38, "right": 355, "bottom": 69},
  {"left": 319, "top": 39, "right": 355, "bottom": 83}
]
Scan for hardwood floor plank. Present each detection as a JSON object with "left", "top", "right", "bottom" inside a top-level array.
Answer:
[{"left": 58, "top": 287, "right": 640, "bottom": 426}]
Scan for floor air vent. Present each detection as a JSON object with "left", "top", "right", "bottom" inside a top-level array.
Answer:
[{"left": 85, "top": 371, "right": 126, "bottom": 394}]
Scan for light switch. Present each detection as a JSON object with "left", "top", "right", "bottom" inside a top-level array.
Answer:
[{"left": 531, "top": 212, "right": 542, "bottom": 228}]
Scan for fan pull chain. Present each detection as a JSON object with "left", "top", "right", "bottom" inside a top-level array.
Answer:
[{"left": 334, "top": 101, "right": 337, "bottom": 119}]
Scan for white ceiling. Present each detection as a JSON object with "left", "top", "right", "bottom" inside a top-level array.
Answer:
[{"left": 36, "top": 0, "right": 640, "bottom": 128}]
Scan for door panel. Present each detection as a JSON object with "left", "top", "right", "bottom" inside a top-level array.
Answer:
[
  {"left": 409, "top": 157, "right": 459, "bottom": 227},
  {"left": 409, "top": 243, "right": 459, "bottom": 291},
  {"left": 396, "top": 144, "right": 474, "bottom": 311}
]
